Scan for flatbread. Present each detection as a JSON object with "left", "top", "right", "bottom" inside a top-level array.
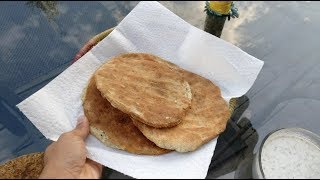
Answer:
[
  {"left": 83, "top": 76, "right": 170, "bottom": 155},
  {"left": 133, "top": 69, "right": 230, "bottom": 152},
  {"left": 94, "top": 53, "right": 192, "bottom": 128},
  {"left": 0, "top": 152, "right": 44, "bottom": 179}
]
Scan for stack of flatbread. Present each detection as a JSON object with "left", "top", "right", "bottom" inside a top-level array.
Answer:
[{"left": 82, "top": 53, "right": 230, "bottom": 155}]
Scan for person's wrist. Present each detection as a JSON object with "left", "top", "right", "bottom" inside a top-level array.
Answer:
[{"left": 39, "top": 163, "right": 78, "bottom": 179}]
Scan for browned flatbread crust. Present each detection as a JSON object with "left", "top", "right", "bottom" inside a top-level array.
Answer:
[
  {"left": 0, "top": 152, "right": 44, "bottom": 179},
  {"left": 94, "top": 53, "right": 192, "bottom": 128},
  {"left": 133, "top": 66, "right": 230, "bottom": 152},
  {"left": 83, "top": 76, "right": 170, "bottom": 155}
]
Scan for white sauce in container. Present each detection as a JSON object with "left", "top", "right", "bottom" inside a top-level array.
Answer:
[{"left": 261, "top": 133, "right": 320, "bottom": 179}]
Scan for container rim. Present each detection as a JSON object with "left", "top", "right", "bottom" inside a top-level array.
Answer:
[{"left": 257, "top": 127, "right": 320, "bottom": 179}]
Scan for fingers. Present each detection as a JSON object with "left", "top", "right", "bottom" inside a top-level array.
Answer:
[
  {"left": 87, "top": 159, "right": 103, "bottom": 173},
  {"left": 80, "top": 159, "right": 103, "bottom": 179},
  {"left": 71, "top": 115, "right": 90, "bottom": 140}
]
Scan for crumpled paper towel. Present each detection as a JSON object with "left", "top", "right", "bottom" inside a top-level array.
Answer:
[{"left": 17, "top": 1, "right": 263, "bottom": 179}]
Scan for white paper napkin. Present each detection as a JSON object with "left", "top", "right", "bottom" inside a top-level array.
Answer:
[{"left": 17, "top": 1, "right": 264, "bottom": 179}]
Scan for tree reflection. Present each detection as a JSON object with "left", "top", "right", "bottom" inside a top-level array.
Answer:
[{"left": 26, "top": 1, "right": 59, "bottom": 21}]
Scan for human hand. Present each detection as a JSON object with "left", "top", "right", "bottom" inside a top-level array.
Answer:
[{"left": 39, "top": 116, "right": 102, "bottom": 179}]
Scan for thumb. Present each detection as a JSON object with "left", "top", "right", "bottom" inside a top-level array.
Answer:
[{"left": 71, "top": 115, "right": 90, "bottom": 140}]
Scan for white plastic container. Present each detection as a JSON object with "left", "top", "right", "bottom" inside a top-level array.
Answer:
[{"left": 252, "top": 128, "right": 320, "bottom": 179}]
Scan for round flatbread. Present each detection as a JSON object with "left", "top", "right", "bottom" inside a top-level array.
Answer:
[
  {"left": 133, "top": 69, "right": 230, "bottom": 152},
  {"left": 83, "top": 76, "right": 170, "bottom": 155},
  {"left": 95, "top": 53, "right": 192, "bottom": 128}
]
